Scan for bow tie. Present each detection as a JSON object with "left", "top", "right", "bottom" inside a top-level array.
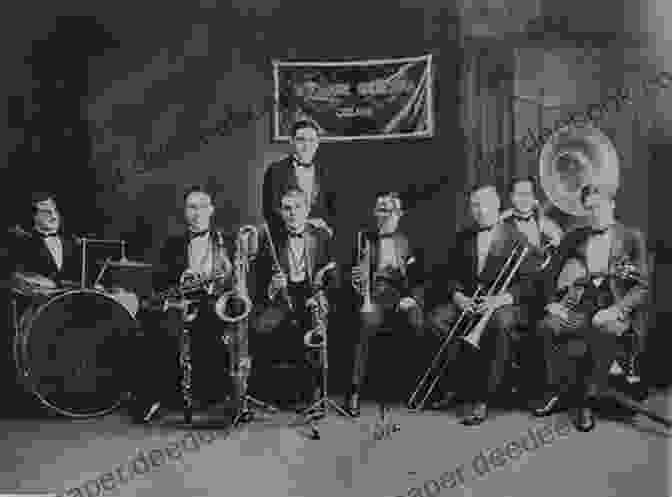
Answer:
[
  {"left": 288, "top": 231, "right": 304, "bottom": 238},
  {"left": 294, "top": 160, "right": 314, "bottom": 169},
  {"left": 513, "top": 213, "right": 535, "bottom": 222},
  {"left": 588, "top": 226, "right": 610, "bottom": 236},
  {"left": 477, "top": 225, "right": 494, "bottom": 233},
  {"left": 188, "top": 230, "right": 210, "bottom": 240},
  {"left": 37, "top": 231, "right": 59, "bottom": 239}
]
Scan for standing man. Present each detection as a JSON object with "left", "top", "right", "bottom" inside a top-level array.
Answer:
[
  {"left": 428, "top": 184, "right": 535, "bottom": 425},
  {"left": 500, "top": 176, "right": 563, "bottom": 250},
  {"left": 262, "top": 120, "right": 336, "bottom": 238},
  {"left": 532, "top": 184, "right": 648, "bottom": 431}
]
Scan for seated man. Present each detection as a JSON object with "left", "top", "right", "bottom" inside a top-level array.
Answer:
[
  {"left": 532, "top": 184, "right": 648, "bottom": 432},
  {"left": 428, "top": 184, "right": 536, "bottom": 425},
  {"left": 133, "top": 185, "right": 236, "bottom": 422},
  {"left": 252, "top": 187, "right": 339, "bottom": 407},
  {"left": 10, "top": 192, "right": 79, "bottom": 287},
  {"left": 345, "top": 191, "right": 425, "bottom": 417}
]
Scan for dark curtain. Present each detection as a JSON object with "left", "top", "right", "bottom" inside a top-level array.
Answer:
[{"left": 458, "top": 40, "right": 516, "bottom": 227}]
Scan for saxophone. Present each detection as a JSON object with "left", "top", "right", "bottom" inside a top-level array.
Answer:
[
  {"left": 214, "top": 225, "right": 257, "bottom": 323},
  {"left": 304, "top": 262, "right": 336, "bottom": 348}
]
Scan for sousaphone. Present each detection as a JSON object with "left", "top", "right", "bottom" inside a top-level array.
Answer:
[{"left": 539, "top": 123, "right": 620, "bottom": 217}]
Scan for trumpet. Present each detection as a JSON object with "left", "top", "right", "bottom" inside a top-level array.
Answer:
[
  {"left": 353, "top": 230, "right": 375, "bottom": 313},
  {"left": 215, "top": 225, "right": 257, "bottom": 323},
  {"left": 407, "top": 239, "right": 531, "bottom": 411},
  {"left": 304, "top": 261, "right": 336, "bottom": 348}
]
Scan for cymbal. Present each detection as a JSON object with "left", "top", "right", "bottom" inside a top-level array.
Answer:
[{"left": 105, "top": 258, "right": 153, "bottom": 269}]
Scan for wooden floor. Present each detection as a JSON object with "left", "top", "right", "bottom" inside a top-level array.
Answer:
[{"left": 0, "top": 393, "right": 670, "bottom": 497}]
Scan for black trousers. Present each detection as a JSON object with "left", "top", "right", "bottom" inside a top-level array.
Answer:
[
  {"left": 134, "top": 297, "right": 235, "bottom": 409},
  {"left": 251, "top": 281, "right": 321, "bottom": 402},
  {"left": 429, "top": 302, "right": 528, "bottom": 403}
]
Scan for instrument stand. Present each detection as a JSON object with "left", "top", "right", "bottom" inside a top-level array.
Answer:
[{"left": 292, "top": 332, "right": 355, "bottom": 440}]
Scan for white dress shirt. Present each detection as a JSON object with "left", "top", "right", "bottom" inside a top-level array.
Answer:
[
  {"left": 43, "top": 234, "right": 63, "bottom": 270},
  {"left": 188, "top": 233, "right": 214, "bottom": 276},
  {"left": 514, "top": 217, "right": 541, "bottom": 248},
  {"left": 585, "top": 228, "right": 613, "bottom": 285},
  {"left": 377, "top": 237, "right": 399, "bottom": 271},
  {"left": 476, "top": 228, "right": 494, "bottom": 275},
  {"left": 293, "top": 161, "right": 315, "bottom": 206},
  {"left": 287, "top": 233, "right": 307, "bottom": 282}
]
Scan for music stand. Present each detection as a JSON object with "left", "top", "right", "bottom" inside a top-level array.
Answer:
[{"left": 292, "top": 302, "right": 355, "bottom": 440}]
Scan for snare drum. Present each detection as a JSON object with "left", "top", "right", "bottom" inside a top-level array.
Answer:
[{"left": 14, "top": 289, "right": 138, "bottom": 418}]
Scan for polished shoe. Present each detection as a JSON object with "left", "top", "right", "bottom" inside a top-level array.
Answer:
[
  {"left": 533, "top": 393, "right": 560, "bottom": 417},
  {"left": 574, "top": 406, "right": 596, "bottom": 432},
  {"left": 345, "top": 393, "right": 361, "bottom": 418},
  {"left": 461, "top": 402, "right": 487, "bottom": 426}
]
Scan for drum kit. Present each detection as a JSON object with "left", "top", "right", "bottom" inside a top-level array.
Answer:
[{"left": 8, "top": 236, "right": 152, "bottom": 418}]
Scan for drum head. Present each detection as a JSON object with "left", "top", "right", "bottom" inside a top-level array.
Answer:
[{"left": 16, "top": 290, "right": 137, "bottom": 418}]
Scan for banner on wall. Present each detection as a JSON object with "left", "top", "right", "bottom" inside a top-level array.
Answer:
[{"left": 273, "top": 54, "right": 434, "bottom": 142}]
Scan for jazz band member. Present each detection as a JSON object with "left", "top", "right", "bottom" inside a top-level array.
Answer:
[
  {"left": 252, "top": 187, "right": 339, "bottom": 407},
  {"left": 501, "top": 176, "right": 563, "bottom": 250},
  {"left": 262, "top": 120, "right": 336, "bottom": 239},
  {"left": 11, "top": 192, "right": 79, "bottom": 285},
  {"left": 428, "top": 184, "right": 536, "bottom": 425},
  {"left": 133, "top": 185, "right": 235, "bottom": 422},
  {"left": 532, "top": 184, "right": 648, "bottom": 432},
  {"left": 346, "top": 192, "right": 425, "bottom": 417}
]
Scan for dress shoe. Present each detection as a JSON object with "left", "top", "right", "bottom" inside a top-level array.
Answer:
[
  {"left": 461, "top": 402, "right": 487, "bottom": 426},
  {"left": 345, "top": 393, "right": 361, "bottom": 418},
  {"left": 533, "top": 393, "right": 560, "bottom": 417},
  {"left": 574, "top": 406, "right": 596, "bottom": 432}
]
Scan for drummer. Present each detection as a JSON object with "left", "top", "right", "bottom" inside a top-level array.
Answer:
[{"left": 10, "top": 192, "right": 80, "bottom": 288}]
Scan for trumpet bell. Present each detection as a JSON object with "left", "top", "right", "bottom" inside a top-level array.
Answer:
[{"left": 539, "top": 124, "right": 619, "bottom": 217}]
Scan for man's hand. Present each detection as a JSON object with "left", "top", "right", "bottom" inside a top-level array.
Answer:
[
  {"left": 268, "top": 272, "right": 288, "bottom": 299},
  {"left": 473, "top": 293, "right": 513, "bottom": 314},
  {"left": 592, "top": 306, "right": 624, "bottom": 327},
  {"left": 546, "top": 302, "right": 570, "bottom": 321},
  {"left": 453, "top": 291, "right": 473, "bottom": 312},
  {"left": 398, "top": 297, "right": 417, "bottom": 311},
  {"left": 307, "top": 217, "right": 333, "bottom": 236}
]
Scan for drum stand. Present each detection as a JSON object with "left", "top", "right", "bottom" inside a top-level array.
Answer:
[{"left": 292, "top": 326, "right": 355, "bottom": 440}]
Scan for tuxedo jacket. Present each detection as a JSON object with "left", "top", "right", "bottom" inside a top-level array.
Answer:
[
  {"left": 352, "top": 229, "right": 426, "bottom": 308},
  {"left": 541, "top": 221, "right": 649, "bottom": 334},
  {"left": 438, "top": 222, "right": 536, "bottom": 307},
  {"left": 253, "top": 224, "right": 339, "bottom": 306},
  {"left": 11, "top": 230, "right": 79, "bottom": 283},
  {"left": 153, "top": 230, "right": 234, "bottom": 292},
  {"left": 262, "top": 156, "right": 336, "bottom": 233}
]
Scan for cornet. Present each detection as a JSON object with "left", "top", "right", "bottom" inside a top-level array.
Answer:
[
  {"left": 215, "top": 225, "right": 257, "bottom": 323},
  {"left": 353, "top": 230, "right": 375, "bottom": 313}
]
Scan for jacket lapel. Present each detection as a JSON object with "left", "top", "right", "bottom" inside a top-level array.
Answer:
[{"left": 304, "top": 228, "right": 317, "bottom": 281}]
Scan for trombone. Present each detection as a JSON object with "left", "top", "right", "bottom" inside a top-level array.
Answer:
[{"left": 407, "top": 239, "right": 531, "bottom": 411}]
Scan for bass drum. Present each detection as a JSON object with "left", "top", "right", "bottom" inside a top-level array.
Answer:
[{"left": 14, "top": 289, "right": 138, "bottom": 418}]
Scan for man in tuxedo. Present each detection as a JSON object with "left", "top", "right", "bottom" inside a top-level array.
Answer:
[
  {"left": 500, "top": 176, "right": 563, "bottom": 250},
  {"left": 133, "top": 185, "right": 236, "bottom": 423},
  {"left": 428, "top": 184, "right": 535, "bottom": 425},
  {"left": 345, "top": 191, "right": 426, "bottom": 417},
  {"left": 11, "top": 192, "right": 79, "bottom": 284},
  {"left": 262, "top": 120, "right": 336, "bottom": 238},
  {"left": 532, "top": 184, "right": 648, "bottom": 431},
  {"left": 252, "top": 187, "right": 339, "bottom": 407}
]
